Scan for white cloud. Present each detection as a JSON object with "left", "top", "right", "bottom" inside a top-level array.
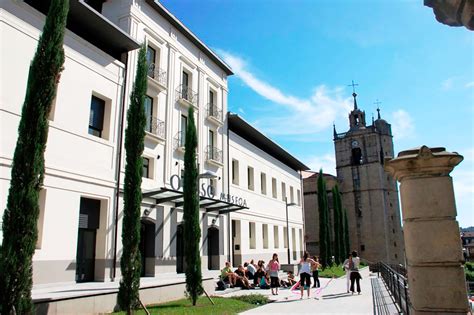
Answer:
[
  {"left": 465, "top": 81, "right": 474, "bottom": 88},
  {"left": 217, "top": 50, "right": 352, "bottom": 136},
  {"left": 442, "top": 78, "right": 454, "bottom": 90},
  {"left": 390, "top": 109, "right": 415, "bottom": 140},
  {"left": 238, "top": 107, "right": 245, "bottom": 114},
  {"left": 305, "top": 153, "right": 336, "bottom": 175}
]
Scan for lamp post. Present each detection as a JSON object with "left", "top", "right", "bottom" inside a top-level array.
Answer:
[{"left": 285, "top": 197, "right": 297, "bottom": 264}]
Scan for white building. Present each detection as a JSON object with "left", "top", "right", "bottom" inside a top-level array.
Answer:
[{"left": 0, "top": 0, "right": 308, "bottom": 287}]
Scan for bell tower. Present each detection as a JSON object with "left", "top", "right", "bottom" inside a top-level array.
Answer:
[{"left": 333, "top": 86, "right": 404, "bottom": 264}]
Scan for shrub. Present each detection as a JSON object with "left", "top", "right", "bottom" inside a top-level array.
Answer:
[{"left": 233, "top": 294, "right": 269, "bottom": 305}]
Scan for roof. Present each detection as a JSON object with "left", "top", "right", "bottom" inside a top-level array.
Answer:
[
  {"left": 228, "top": 113, "right": 310, "bottom": 171},
  {"left": 25, "top": 0, "right": 140, "bottom": 60},
  {"left": 144, "top": 0, "right": 233, "bottom": 76}
]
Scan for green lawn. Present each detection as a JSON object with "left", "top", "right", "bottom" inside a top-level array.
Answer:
[
  {"left": 112, "top": 295, "right": 265, "bottom": 315},
  {"left": 319, "top": 264, "right": 346, "bottom": 278}
]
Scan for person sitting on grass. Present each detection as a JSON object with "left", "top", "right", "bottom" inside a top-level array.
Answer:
[
  {"left": 280, "top": 271, "right": 297, "bottom": 287},
  {"left": 220, "top": 261, "right": 237, "bottom": 287},
  {"left": 235, "top": 264, "right": 252, "bottom": 289}
]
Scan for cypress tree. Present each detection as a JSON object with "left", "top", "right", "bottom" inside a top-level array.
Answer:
[
  {"left": 117, "top": 45, "right": 148, "bottom": 312},
  {"left": 343, "top": 207, "right": 351, "bottom": 257},
  {"left": 317, "top": 169, "right": 331, "bottom": 268},
  {"left": 183, "top": 106, "right": 203, "bottom": 306},
  {"left": 0, "top": 0, "right": 69, "bottom": 313},
  {"left": 332, "top": 186, "right": 341, "bottom": 265}
]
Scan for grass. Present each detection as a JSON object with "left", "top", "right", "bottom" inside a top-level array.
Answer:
[
  {"left": 319, "top": 264, "right": 347, "bottom": 278},
  {"left": 111, "top": 295, "right": 267, "bottom": 315}
]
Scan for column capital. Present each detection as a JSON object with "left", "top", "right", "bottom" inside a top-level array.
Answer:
[{"left": 384, "top": 145, "right": 463, "bottom": 181}]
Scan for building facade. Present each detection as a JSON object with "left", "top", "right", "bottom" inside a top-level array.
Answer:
[
  {"left": 0, "top": 0, "right": 307, "bottom": 286},
  {"left": 333, "top": 93, "right": 404, "bottom": 264},
  {"left": 302, "top": 171, "right": 338, "bottom": 256}
]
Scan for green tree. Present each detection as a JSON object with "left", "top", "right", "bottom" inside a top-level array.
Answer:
[
  {"left": 332, "top": 185, "right": 345, "bottom": 265},
  {"left": 343, "top": 207, "right": 350, "bottom": 257},
  {"left": 117, "top": 45, "right": 148, "bottom": 312},
  {"left": 183, "top": 106, "right": 203, "bottom": 306},
  {"left": 0, "top": 1, "right": 69, "bottom": 313},
  {"left": 317, "top": 169, "right": 331, "bottom": 268}
]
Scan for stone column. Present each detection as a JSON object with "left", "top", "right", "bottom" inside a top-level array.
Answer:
[{"left": 385, "top": 146, "right": 468, "bottom": 314}]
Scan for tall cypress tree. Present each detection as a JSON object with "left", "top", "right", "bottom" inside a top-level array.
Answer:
[
  {"left": 343, "top": 207, "right": 351, "bottom": 257},
  {"left": 183, "top": 106, "right": 203, "bottom": 306},
  {"left": 332, "top": 186, "right": 341, "bottom": 265},
  {"left": 0, "top": 1, "right": 69, "bottom": 313},
  {"left": 317, "top": 169, "right": 331, "bottom": 268},
  {"left": 117, "top": 45, "right": 148, "bottom": 312}
]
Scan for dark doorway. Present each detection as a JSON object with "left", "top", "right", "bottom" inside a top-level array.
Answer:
[
  {"left": 176, "top": 224, "right": 185, "bottom": 273},
  {"left": 139, "top": 220, "right": 156, "bottom": 277},
  {"left": 207, "top": 227, "right": 219, "bottom": 270},
  {"left": 76, "top": 197, "right": 100, "bottom": 282}
]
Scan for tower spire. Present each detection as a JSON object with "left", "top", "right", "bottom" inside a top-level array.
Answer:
[
  {"left": 374, "top": 99, "right": 382, "bottom": 119},
  {"left": 348, "top": 80, "right": 359, "bottom": 110},
  {"left": 333, "top": 122, "right": 337, "bottom": 138}
]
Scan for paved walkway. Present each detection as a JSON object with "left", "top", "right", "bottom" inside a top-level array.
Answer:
[{"left": 219, "top": 268, "right": 399, "bottom": 314}]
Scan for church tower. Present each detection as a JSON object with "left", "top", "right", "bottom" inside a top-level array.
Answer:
[{"left": 333, "top": 91, "right": 404, "bottom": 264}]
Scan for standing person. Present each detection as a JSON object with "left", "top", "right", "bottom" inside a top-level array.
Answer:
[
  {"left": 299, "top": 251, "right": 317, "bottom": 299},
  {"left": 349, "top": 251, "right": 362, "bottom": 294},
  {"left": 267, "top": 253, "right": 281, "bottom": 295},
  {"left": 311, "top": 256, "right": 321, "bottom": 288},
  {"left": 342, "top": 253, "right": 352, "bottom": 293}
]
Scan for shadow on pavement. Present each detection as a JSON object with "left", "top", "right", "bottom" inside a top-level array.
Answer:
[{"left": 322, "top": 292, "right": 353, "bottom": 300}]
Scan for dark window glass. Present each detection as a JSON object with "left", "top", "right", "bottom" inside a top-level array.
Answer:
[
  {"left": 180, "top": 115, "right": 187, "bottom": 147},
  {"left": 144, "top": 96, "right": 153, "bottom": 132},
  {"left": 146, "top": 46, "right": 156, "bottom": 77},
  {"left": 142, "top": 157, "right": 150, "bottom": 178},
  {"left": 352, "top": 148, "right": 362, "bottom": 165},
  {"left": 89, "top": 96, "right": 105, "bottom": 137}
]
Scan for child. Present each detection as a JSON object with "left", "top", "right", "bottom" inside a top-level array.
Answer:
[
  {"left": 299, "top": 251, "right": 317, "bottom": 299},
  {"left": 311, "top": 256, "right": 321, "bottom": 288},
  {"left": 267, "top": 253, "right": 280, "bottom": 295}
]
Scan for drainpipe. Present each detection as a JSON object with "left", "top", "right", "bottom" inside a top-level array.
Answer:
[
  {"left": 112, "top": 52, "right": 129, "bottom": 281},
  {"left": 226, "top": 111, "right": 231, "bottom": 264}
]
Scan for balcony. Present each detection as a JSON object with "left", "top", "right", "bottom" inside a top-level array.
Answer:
[
  {"left": 147, "top": 63, "right": 167, "bottom": 92},
  {"left": 173, "top": 131, "right": 186, "bottom": 152},
  {"left": 145, "top": 117, "right": 165, "bottom": 142},
  {"left": 206, "top": 145, "right": 223, "bottom": 166},
  {"left": 176, "top": 84, "right": 198, "bottom": 108},
  {"left": 206, "top": 103, "right": 223, "bottom": 125}
]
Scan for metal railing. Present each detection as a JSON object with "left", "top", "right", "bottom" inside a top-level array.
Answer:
[
  {"left": 145, "top": 117, "right": 165, "bottom": 139},
  {"left": 173, "top": 131, "right": 185, "bottom": 150},
  {"left": 206, "top": 146, "right": 223, "bottom": 164},
  {"left": 206, "top": 103, "right": 223, "bottom": 122},
  {"left": 176, "top": 84, "right": 198, "bottom": 106},
  {"left": 147, "top": 63, "right": 167, "bottom": 87},
  {"left": 378, "top": 262, "right": 410, "bottom": 314}
]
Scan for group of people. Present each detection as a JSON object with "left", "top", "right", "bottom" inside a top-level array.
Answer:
[{"left": 220, "top": 250, "right": 362, "bottom": 299}]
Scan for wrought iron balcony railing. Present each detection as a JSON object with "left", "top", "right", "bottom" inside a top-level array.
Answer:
[
  {"left": 147, "top": 63, "right": 167, "bottom": 88},
  {"left": 206, "top": 103, "right": 223, "bottom": 122},
  {"left": 174, "top": 131, "right": 186, "bottom": 150},
  {"left": 145, "top": 116, "right": 165, "bottom": 139},
  {"left": 176, "top": 84, "right": 198, "bottom": 106},
  {"left": 206, "top": 145, "right": 223, "bottom": 164}
]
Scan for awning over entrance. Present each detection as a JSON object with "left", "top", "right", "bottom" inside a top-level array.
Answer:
[{"left": 143, "top": 187, "right": 248, "bottom": 214}]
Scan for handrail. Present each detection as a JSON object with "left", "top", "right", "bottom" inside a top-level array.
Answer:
[
  {"left": 176, "top": 84, "right": 198, "bottom": 106},
  {"left": 378, "top": 262, "right": 410, "bottom": 314},
  {"left": 147, "top": 63, "right": 167, "bottom": 87},
  {"left": 206, "top": 103, "right": 223, "bottom": 122},
  {"left": 206, "top": 145, "right": 223, "bottom": 164},
  {"left": 146, "top": 116, "right": 165, "bottom": 139}
]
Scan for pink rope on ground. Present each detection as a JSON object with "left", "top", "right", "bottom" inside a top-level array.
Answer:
[{"left": 290, "top": 277, "right": 335, "bottom": 296}]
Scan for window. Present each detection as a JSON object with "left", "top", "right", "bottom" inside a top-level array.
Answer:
[
  {"left": 144, "top": 96, "right": 153, "bottom": 133},
  {"left": 260, "top": 173, "right": 267, "bottom": 195},
  {"left": 146, "top": 46, "right": 156, "bottom": 77},
  {"left": 209, "top": 90, "right": 215, "bottom": 105},
  {"left": 361, "top": 244, "right": 365, "bottom": 251},
  {"left": 272, "top": 178, "right": 277, "bottom": 198},
  {"left": 181, "top": 71, "right": 190, "bottom": 101},
  {"left": 182, "top": 71, "right": 189, "bottom": 88},
  {"left": 142, "top": 157, "right": 150, "bottom": 178},
  {"left": 249, "top": 222, "right": 256, "bottom": 249},
  {"left": 297, "top": 189, "right": 301, "bottom": 206},
  {"left": 292, "top": 228, "right": 297, "bottom": 260},
  {"left": 263, "top": 224, "right": 268, "bottom": 249},
  {"left": 232, "top": 160, "right": 239, "bottom": 185},
  {"left": 180, "top": 114, "right": 187, "bottom": 147},
  {"left": 247, "top": 167, "right": 254, "bottom": 191},
  {"left": 299, "top": 229, "right": 303, "bottom": 252},
  {"left": 352, "top": 148, "right": 362, "bottom": 165},
  {"left": 290, "top": 186, "right": 294, "bottom": 203},
  {"left": 274, "top": 226, "right": 279, "bottom": 248},
  {"left": 208, "top": 130, "right": 214, "bottom": 148},
  {"left": 281, "top": 182, "right": 286, "bottom": 201},
  {"left": 208, "top": 130, "right": 215, "bottom": 160},
  {"left": 88, "top": 95, "right": 105, "bottom": 137},
  {"left": 283, "top": 227, "right": 288, "bottom": 248}
]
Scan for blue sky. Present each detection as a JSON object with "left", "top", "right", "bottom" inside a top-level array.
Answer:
[{"left": 161, "top": 0, "right": 473, "bottom": 227}]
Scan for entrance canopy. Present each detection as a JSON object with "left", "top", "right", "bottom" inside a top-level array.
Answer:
[{"left": 143, "top": 187, "right": 248, "bottom": 214}]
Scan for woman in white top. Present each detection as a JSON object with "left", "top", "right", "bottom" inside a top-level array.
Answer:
[
  {"left": 299, "top": 251, "right": 317, "bottom": 299},
  {"left": 349, "top": 251, "right": 361, "bottom": 294},
  {"left": 342, "top": 253, "right": 353, "bottom": 293}
]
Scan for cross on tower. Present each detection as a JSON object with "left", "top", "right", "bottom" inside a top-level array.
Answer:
[
  {"left": 374, "top": 99, "right": 382, "bottom": 119},
  {"left": 348, "top": 80, "right": 359, "bottom": 94}
]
